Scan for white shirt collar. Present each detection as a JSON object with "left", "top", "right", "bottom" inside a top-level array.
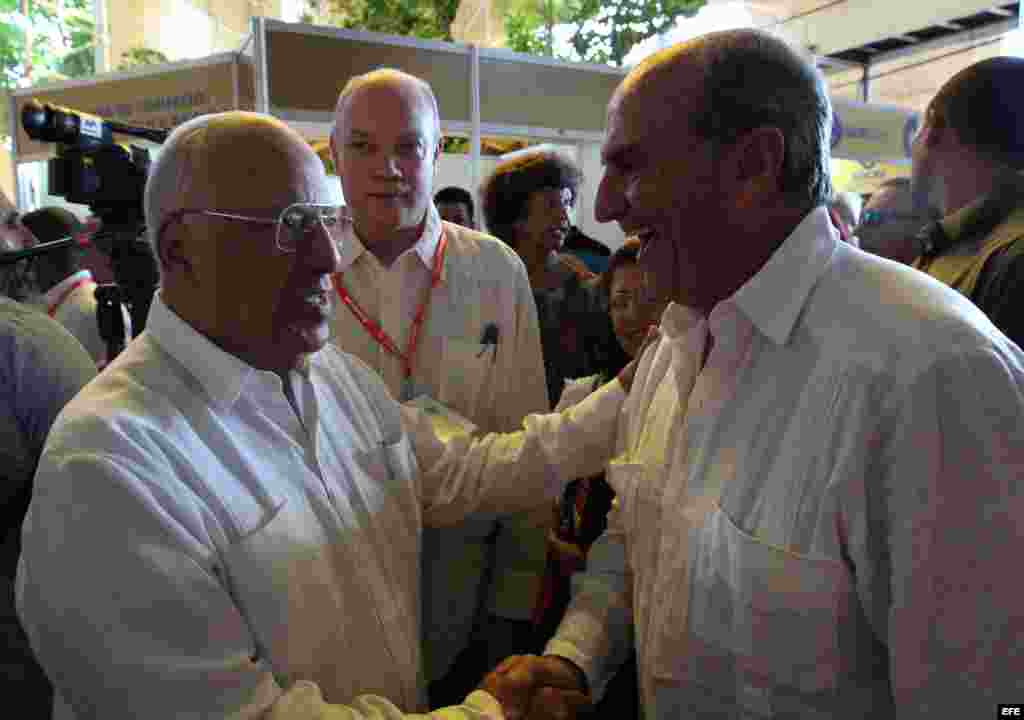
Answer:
[
  {"left": 655, "top": 207, "right": 837, "bottom": 350},
  {"left": 729, "top": 206, "right": 838, "bottom": 346},
  {"left": 42, "top": 269, "right": 92, "bottom": 312},
  {"left": 146, "top": 291, "right": 310, "bottom": 410},
  {"left": 338, "top": 203, "right": 445, "bottom": 280},
  {"left": 659, "top": 302, "right": 704, "bottom": 341}
]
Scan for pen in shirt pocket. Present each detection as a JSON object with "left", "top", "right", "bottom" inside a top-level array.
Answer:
[{"left": 477, "top": 322, "right": 499, "bottom": 361}]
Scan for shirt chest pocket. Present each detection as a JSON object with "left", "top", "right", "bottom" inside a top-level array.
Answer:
[
  {"left": 672, "top": 507, "right": 855, "bottom": 715},
  {"left": 438, "top": 337, "right": 497, "bottom": 425}
]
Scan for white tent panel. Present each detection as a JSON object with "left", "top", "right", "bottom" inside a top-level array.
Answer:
[{"left": 780, "top": 0, "right": 1011, "bottom": 56}]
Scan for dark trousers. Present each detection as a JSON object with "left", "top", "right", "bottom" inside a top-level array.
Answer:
[
  {"left": 428, "top": 615, "right": 540, "bottom": 709},
  {"left": 0, "top": 575, "right": 52, "bottom": 719}
]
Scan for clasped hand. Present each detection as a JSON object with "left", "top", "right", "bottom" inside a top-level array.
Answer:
[{"left": 479, "top": 654, "right": 592, "bottom": 720}]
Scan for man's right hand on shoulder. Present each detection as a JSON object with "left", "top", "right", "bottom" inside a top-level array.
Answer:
[{"left": 479, "top": 654, "right": 592, "bottom": 720}]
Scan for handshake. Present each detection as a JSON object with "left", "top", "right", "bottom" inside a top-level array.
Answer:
[{"left": 479, "top": 654, "right": 593, "bottom": 720}]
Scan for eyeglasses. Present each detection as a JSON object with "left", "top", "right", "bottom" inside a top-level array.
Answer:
[
  {"left": 157, "top": 203, "right": 351, "bottom": 254},
  {"left": 858, "top": 209, "right": 924, "bottom": 228}
]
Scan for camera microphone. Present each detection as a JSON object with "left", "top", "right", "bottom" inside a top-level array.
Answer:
[
  {"left": 22, "top": 100, "right": 169, "bottom": 146},
  {"left": 22, "top": 101, "right": 111, "bottom": 147}
]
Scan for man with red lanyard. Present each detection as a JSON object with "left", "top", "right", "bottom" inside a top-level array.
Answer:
[
  {"left": 328, "top": 68, "right": 551, "bottom": 706},
  {"left": 22, "top": 207, "right": 131, "bottom": 369}
]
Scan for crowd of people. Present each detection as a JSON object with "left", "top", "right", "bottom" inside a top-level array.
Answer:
[{"left": 1, "top": 26, "right": 1022, "bottom": 720}]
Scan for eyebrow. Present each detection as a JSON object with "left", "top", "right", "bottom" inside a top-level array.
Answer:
[{"left": 344, "top": 129, "right": 426, "bottom": 142}]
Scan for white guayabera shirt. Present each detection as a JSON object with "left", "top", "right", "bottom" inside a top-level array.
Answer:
[
  {"left": 17, "top": 292, "right": 623, "bottom": 720},
  {"left": 331, "top": 204, "right": 552, "bottom": 681},
  {"left": 547, "top": 207, "right": 1024, "bottom": 719}
]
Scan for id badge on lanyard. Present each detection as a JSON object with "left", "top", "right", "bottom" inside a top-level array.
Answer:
[{"left": 333, "top": 229, "right": 449, "bottom": 400}]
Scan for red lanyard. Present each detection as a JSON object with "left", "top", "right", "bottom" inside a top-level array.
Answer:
[
  {"left": 333, "top": 229, "right": 448, "bottom": 379},
  {"left": 48, "top": 278, "right": 90, "bottom": 317}
]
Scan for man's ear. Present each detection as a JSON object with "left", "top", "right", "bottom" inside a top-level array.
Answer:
[
  {"left": 917, "top": 119, "right": 945, "bottom": 150},
  {"left": 158, "top": 221, "right": 194, "bottom": 280},
  {"left": 729, "top": 126, "right": 785, "bottom": 208},
  {"left": 329, "top": 132, "right": 340, "bottom": 172}
]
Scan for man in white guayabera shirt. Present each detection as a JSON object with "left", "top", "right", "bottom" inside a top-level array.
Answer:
[
  {"left": 483, "top": 29, "right": 1024, "bottom": 720},
  {"left": 15, "top": 111, "right": 636, "bottom": 720},
  {"left": 327, "top": 69, "right": 551, "bottom": 705}
]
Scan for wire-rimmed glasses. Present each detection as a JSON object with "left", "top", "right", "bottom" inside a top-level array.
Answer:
[{"left": 157, "top": 203, "right": 351, "bottom": 254}]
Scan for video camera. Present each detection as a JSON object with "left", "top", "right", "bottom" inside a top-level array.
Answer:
[{"left": 3, "top": 101, "right": 170, "bottom": 359}]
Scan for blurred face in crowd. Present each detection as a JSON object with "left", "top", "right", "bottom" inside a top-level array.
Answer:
[
  {"left": 595, "top": 59, "right": 729, "bottom": 310},
  {"left": 910, "top": 105, "right": 945, "bottom": 216},
  {"left": 516, "top": 186, "right": 572, "bottom": 257},
  {"left": 437, "top": 200, "right": 473, "bottom": 229},
  {"left": 608, "top": 259, "right": 666, "bottom": 357},
  {"left": 158, "top": 115, "right": 342, "bottom": 373},
  {"left": 856, "top": 183, "right": 930, "bottom": 265},
  {"left": 332, "top": 77, "right": 440, "bottom": 246}
]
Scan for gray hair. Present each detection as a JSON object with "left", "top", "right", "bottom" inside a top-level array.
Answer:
[
  {"left": 688, "top": 30, "right": 833, "bottom": 212},
  {"left": 332, "top": 68, "right": 441, "bottom": 145},
  {"left": 143, "top": 114, "right": 214, "bottom": 280},
  {"left": 144, "top": 112, "right": 308, "bottom": 279}
]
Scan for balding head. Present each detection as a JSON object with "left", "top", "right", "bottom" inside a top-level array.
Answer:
[
  {"left": 594, "top": 29, "right": 832, "bottom": 313},
  {"left": 330, "top": 68, "right": 442, "bottom": 258},
  {"left": 332, "top": 68, "right": 440, "bottom": 146},
  {"left": 146, "top": 111, "right": 341, "bottom": 375},
  {"left": 624, "top": 30, "right": 832, "bottom": 211},
  {"left": 145, "top": 111, "right": 328, "bottom": 269}
]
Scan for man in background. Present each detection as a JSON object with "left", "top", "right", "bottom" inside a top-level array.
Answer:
[
  {"left": 1, "top": 235, "right": 96, "bottom": 717},
  {"left": 911, "top": 55, "right": 1024, "bottom": 347},
  {"left": 434, "top": 186, "right": 476, "bottom": 230},
  {"left": 329, "top": 68, "right": 551, "bottom": 705},
  {"left": 23, "top": 207, "right": 132, "bottom": 368},
  {"left": 855, "top": 177, "right": 936, "bottom": 264}
]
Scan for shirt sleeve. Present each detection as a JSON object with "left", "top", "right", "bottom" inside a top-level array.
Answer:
[
  {"left": 17, "top": 449, "right": 506, "bottom": 720},
  {"left": 542, "top": 494, "right": 635, "bottom": 702},
  {"left": 553, "top": 377, "right": 599, "bottom": 413},
  {"left": 866, "top": 343, "right": 1024, "bottom": 716},
  {"left": 12, "top": 317, "right": 96, "bottom": 456},
  {"left": 409, "top": 379, "right": 626, "bottom": 528},
  {"left": 3, "top": 314, "right": 95, "bottom": 508}
]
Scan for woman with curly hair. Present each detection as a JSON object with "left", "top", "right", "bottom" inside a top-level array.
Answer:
[{"left": 480, "top": 149, "right": 614, "bottom": 406}]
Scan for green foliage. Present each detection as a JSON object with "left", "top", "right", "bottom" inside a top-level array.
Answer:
[
  {"left": 117, "top": 46, "right": 170, "bottom": 71},
  {"left": 304, "top": 0, "right": 462, "bottom": 41},
  {"left": 504, "top": 2, "right": 552, "bottom": 57},
  {"left": 300, "top": 0, "right": 704, "bottom": 68},
  {"left": 0, "top": 0, "right": 97, "bottom": 89},
  {"left": 506, "top": 0, "right": 705, "bottom": 67},
  {"left": 442, "top": 135, "right": 468, "bottom": 153}
]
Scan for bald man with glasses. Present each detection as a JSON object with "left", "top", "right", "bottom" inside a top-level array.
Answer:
[{"left": 15, "top": 111, "right": 633, "bottom": 720}]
